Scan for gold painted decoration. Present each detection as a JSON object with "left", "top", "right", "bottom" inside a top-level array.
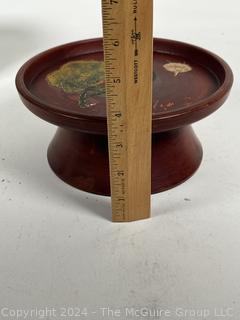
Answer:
[
  {"left": 46, "top": 60, "right": 106, "bottom": 108},
  {"left": 163, "top": 62, "right": 192, "bottom": 77}
]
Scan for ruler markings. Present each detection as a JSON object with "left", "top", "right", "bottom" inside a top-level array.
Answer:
[{"left": 102, "top": 0, "right": 153, "bottom": 222}]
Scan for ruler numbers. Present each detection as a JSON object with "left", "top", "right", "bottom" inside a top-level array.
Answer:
[
  {"left": 102, "top": 0, "right": 153, "bottom": 221},
  {"left": 102, "top": 0, "right": 127, "bottom": 221}
]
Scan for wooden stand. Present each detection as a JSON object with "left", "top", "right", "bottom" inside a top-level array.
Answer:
[
  {"left": 16, "top": 38, "right": 233, "bottom": 196},
  {"left": 47, "top": 125, "right": 202, "bottom": 195}
]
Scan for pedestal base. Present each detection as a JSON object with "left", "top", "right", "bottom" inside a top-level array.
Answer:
[{"left": 47, "top": 126, "right": 203, "bottom": 195}]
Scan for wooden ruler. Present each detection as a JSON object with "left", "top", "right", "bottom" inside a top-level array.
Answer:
[{"left": 102, "top": 0, "right": 153, "bottom": 222}]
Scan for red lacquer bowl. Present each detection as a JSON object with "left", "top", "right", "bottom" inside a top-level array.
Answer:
[{"left": 16, "top": 38, "right": 233, "bottom": 195}]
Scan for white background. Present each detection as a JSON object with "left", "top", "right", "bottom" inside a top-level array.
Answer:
[{"left": 0, "top": 0, "right": 240, "bottom": 318}]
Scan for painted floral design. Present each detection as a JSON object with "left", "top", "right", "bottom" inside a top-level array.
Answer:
[
  {"left": 163, "top": 62, "right": 192, "bottom": 77},
  {"left": 46, "top": 60, "right": 160, "bottom": 109},
  {"left": 46, "top": 60, "right": 106, "bottom": 108}
]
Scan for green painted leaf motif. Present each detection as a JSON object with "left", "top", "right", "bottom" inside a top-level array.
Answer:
[{"left": 46, "top": 60, "right": 106, "bottom": 108}]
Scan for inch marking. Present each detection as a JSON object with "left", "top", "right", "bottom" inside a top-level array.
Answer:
[{"left": 102, "top": 0, "right": 153, "bottom": 221}]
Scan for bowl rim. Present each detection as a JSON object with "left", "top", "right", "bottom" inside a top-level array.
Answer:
[{"left": 16, "top": 37, "right": 234, "bottom": 131}]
